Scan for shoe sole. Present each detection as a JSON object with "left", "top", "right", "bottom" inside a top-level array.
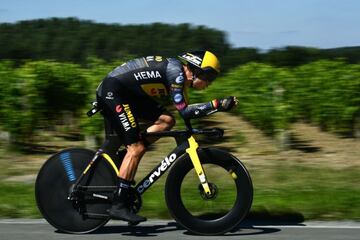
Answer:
[{"left": 109, "top": 213, "right": 146, "bottom": 223}]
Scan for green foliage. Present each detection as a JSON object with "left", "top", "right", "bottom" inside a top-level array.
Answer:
[
  {"left": 251, "top": 164, "right": 360, "bottom": 220},
  {"left": 290, "top": 60, "right": 360, "bottom": 134},
  {"left": 0, "top": 61, "right": 14, "bottom": 124},
  {"left": 263, "top": 46, "right": 322, "bottom": 67},
  {"left": 0, "top": 61, "right": 41, "bottom": 143},
  {"left": 196, "top": 60, "right": 359, "bottom": 137},
  {"left": 221, "top": 47, "right": 261, "bottom": 70},
  {"left": 1, "top": 18, "right": 359, "bottom": 73},
  {"left": 0, "top": 57, "right": 136, "bottom": 144},
  {"left": 0, "top": 183, "right": 40, "bottom": 218},
  {"left": 198, "top": 63, "right": 293, "bottom": 135},
  {"left": 0, "top": 60, "right": 91, "bottom": 143},
  {"left": 0, "top": 58, "right": 359, "bottom": 145},
  {"left": 261, "top": 46, "right": 360, "bottom": 67},
  {"left": 0, "top": 18, "right": 229, "bottom": 64}
]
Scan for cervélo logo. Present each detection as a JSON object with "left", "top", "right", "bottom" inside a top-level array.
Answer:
[{"left": 137, "top": 153, "right": 177, "bottom": 193}]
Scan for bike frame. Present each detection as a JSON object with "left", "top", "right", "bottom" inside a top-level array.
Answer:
[
  {"left": 71, "top": 128, "right": 223, "bottom": 200},
  {"left": 135, "top": 134, "right": 211, "bottom": 195}
]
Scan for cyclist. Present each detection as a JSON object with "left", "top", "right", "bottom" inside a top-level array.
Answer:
[{"left": 96, "top": 50, "right": 237, "bottom": 223}]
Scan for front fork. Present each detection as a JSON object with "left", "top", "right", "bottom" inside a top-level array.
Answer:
[{"left": 186, "top": 136, "right": 213, "bottom": 197}]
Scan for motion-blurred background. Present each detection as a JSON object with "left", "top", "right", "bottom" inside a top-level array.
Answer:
[{"left": 0, "top": 0, "right": 359, "bottom": 221}]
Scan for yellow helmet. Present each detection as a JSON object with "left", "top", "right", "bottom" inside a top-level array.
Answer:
[{"left": 178, "top": 50, "right": 220, "bottom": 81}]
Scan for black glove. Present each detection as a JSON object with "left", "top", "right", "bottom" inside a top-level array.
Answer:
[{"left": 218, "top": 96, "right": 237, "bottom": 111}]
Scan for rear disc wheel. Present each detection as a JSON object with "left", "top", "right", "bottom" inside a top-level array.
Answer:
[{"left": 35, "top": 148, "right": 117, "bottom": 233}]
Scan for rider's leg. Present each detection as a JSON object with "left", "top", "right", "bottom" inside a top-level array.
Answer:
[
  {"left": 98, "top": 80, "right": 173, "bottom": 222},
  {"left": 115, "top": 114, "right": 175, "bottom": 181},
  {"left": 110, "top": 115, "right": 174, "bottom": 222},
  {"left": 144, "top": 114, "right": 176, "bottom": 145},
  {"left": 118, "top": 142, "right": 146, "bottom": 181},
  {"left": 147, "top": 114, "right": 176, "bottom": 132},
  {"left": 97, "top": 79, "right": 147, "bottom": 222},
  {"left": 110, "top": 143, "right": 147, "bottom": 222},
  {"left": 110, "top": 178, "right": 146, "bottom": 222},
  {"left": 109, "top": 135, "right": 148, "bottom": 222}
]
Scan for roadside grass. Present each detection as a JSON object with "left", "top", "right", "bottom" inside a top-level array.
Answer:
[
  {"left": 0, "top": 182, "right": 40, "bottom": 218},
  {"left": 141, "top": 164, "right": 360, "bottom": 220},
  {"left": 0, "top": 115, "right": 359, "bottom": 221},
  {"left": 249, "top": 164, "right": 360, "bottom": 221},
  {"left": 1, "top": 164, "right": 359, "bottom": 221}
]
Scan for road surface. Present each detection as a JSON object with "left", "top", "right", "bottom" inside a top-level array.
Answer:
[{"left": 0, "top": 219, "right": 359, "bottom": 240}]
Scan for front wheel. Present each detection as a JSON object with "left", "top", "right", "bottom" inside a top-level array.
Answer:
[{"left": 165, "top": 148, "right": 253, "bottom": 235}]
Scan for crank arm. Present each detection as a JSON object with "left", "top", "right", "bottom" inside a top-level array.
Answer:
[{"left": 76, "top": 189, "right": 113, "bottom": 201}]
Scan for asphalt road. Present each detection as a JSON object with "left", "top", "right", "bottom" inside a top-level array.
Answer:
[{"left": 0, "top": 219, "right": 359, "bottom": 240}]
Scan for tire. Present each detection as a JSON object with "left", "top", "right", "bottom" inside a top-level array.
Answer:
[
  {"left": 165, "top": 147, "right": 253, "bottom": 235},
  {"left": 35, "top": 148, "right": 117, "bottom": 234}
]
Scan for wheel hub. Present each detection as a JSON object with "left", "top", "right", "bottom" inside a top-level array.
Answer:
[{"left": 198, "top": 183, "right": 218, "bottom": 200}]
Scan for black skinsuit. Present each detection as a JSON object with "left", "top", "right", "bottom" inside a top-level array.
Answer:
[{"left": 96, "top": 56, "right": 219, "bottom": 148}]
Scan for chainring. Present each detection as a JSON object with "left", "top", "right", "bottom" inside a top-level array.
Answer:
[{"left": 127, "top": 187, "right": 142, "bottom": 213}]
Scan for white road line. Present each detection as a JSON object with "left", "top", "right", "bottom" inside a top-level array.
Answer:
[
  {"left": 0, "top": 219, "right": 359, "bottom": 229},
  {"left": 0, "top": 220, "right": 47, "bottom": 224},
  {"left": 253, "top": 225, "right": 360, "bottom": 229}
]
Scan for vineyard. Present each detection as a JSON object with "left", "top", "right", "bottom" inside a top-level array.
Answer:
[
  {"left": 0, "top": 59, "right": 359, "bottom": 220},
  {"left": 0, "top": 59, "right": 359, "bottom": 147},
  {"left": 196, "top": 60, "right": 360, "bottom": 141}
]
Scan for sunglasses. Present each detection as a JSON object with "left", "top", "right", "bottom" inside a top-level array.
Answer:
[{"left": 195, "top": 71, "right": 217, "bottom": 82}]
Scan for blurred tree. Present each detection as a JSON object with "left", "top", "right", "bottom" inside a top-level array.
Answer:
[
  {"left": 263, "top": 46, "right": 322, "bottom": 67},
  {"left": 0, "top": 18, "right": 229, "bottom": 65}
]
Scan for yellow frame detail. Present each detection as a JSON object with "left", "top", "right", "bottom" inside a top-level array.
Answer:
[
  {"left": 186, "top": 136, "right": 212, "bottom": 195},
  {"left": 83, "top": 163, "right": 93, "bottom": 175},
  {"left": 102, "top": 153, "right": 119, "bottom": 175},
  {"left": 82, "top": 152, "right": 119, "bottom": 175}
]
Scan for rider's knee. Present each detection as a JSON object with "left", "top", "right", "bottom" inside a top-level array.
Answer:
[
  {"left": 160, "top": 115, "right": 175, "bottom": 130},
  {"left": 126, "top": 142, "right": 146, "bottom": 158}
]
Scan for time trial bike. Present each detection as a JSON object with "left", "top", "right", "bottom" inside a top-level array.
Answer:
[{"left": 35, "top": 103, "right": 253, "bottom": 235}]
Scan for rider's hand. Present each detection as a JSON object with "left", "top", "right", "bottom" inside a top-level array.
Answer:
[{"left": 218, "top": 96, "right": 238, "bottom": 111}]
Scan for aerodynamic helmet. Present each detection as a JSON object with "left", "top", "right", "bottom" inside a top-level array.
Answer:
[{"left": 178, "top": 50, "right": 220, "bottom": 82}]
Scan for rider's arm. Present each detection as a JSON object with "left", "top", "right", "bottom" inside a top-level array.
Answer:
[
  {"left": 176, "top": 100, "right": 219, "bottom": 119},
  {"left": 166, "top": 58, "right": 235, "bottom": 119},
  {"left": 175, "top": 98, "right": 237, "bottom": 119}
]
